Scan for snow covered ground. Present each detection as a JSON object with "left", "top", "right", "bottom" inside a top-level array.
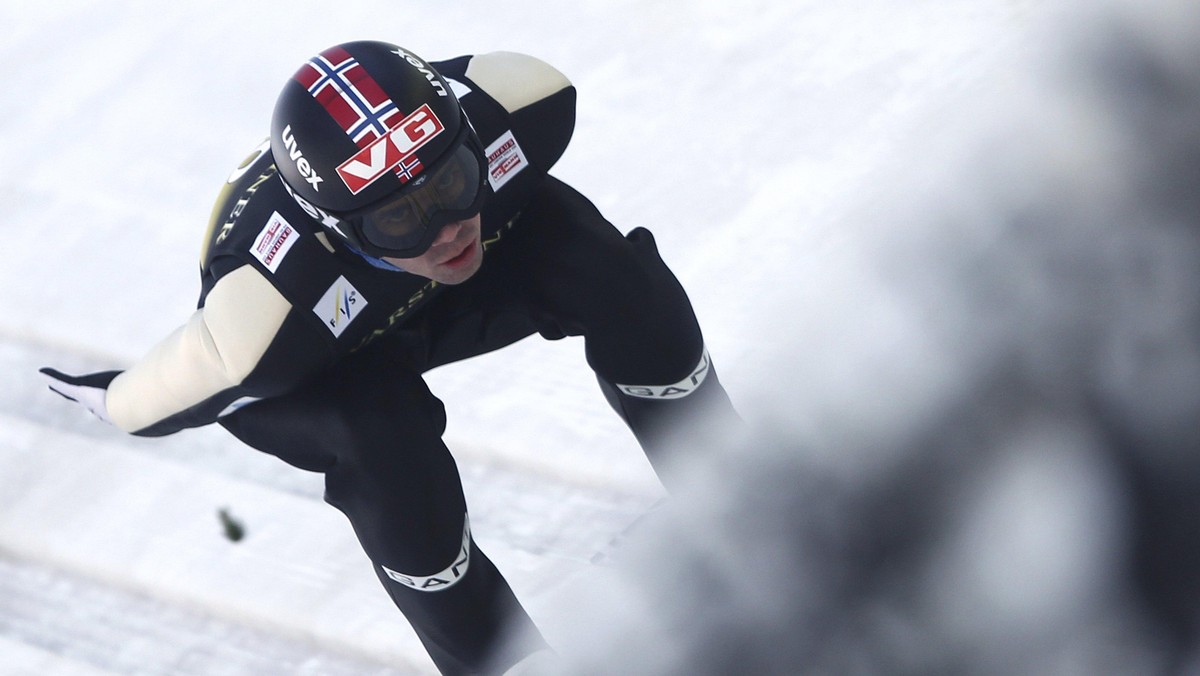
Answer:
[{"left": 2, "top": 0, "right": 1199, "bottom": 673}]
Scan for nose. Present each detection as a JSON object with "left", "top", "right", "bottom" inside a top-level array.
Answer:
[{"left": 432, "top": 220, "right": 463, "bottom": 246}]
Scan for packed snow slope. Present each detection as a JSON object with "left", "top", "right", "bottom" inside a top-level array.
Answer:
[{"left": 3, "top": 0, "right": 1199, "bottom": 674}]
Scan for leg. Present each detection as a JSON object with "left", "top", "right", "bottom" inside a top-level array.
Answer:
[
  {"left": 219, "top": 341, "right": 546, "bottom": 674},
  {"left": 499, "top": 176, "right": 744, "bottom": 487}
]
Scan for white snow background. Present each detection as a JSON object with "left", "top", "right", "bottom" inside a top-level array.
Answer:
[{"left": 2, "top": 0, "right": 1199, "bottom": 674}]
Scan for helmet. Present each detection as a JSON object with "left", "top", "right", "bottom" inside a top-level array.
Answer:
[{"left": 271, "top": 40, "right": 488, "bottom": 258}]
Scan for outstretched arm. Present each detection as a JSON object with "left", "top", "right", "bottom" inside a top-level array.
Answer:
[{"left": 41, "top": 264, "right": 331, "bottom": 436}]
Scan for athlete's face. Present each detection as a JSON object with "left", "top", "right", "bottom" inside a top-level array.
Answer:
[{"left": 382, "top": 214, "right": 483, "bottom": 285}]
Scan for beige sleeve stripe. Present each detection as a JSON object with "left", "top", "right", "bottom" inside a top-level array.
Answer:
[
  {"left": 106, "top": 265, "right": 293, "bottom": 433},
  {"left": 464, "top": 51, "right": 572, "bottom": 114}
]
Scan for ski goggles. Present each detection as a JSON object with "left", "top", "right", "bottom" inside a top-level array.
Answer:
[{"left": 336, "top": 128, "right": 489, "bottom": 259}]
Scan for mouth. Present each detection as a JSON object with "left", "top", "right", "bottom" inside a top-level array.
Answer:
[{"left": 440, "top": 237, "right": 478, "bottom": 267}]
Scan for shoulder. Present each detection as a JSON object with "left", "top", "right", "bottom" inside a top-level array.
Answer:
[
  {"left": 461, "top": 52, "right": 573, "bottom": 114},
  {"left": 436, "top": 51, "right": 577, "bottom": 182}
]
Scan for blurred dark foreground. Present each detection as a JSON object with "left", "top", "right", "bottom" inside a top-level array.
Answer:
[{"left": 523, "top": 2, "right": 1200, "bottom": 675}]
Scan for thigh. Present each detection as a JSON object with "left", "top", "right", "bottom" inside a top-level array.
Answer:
[
  {"left": 219, "top": 338, "right": 468, "bottom": 565},
  {"left": 218, "top": 336, "right": 449, "bottom": 481}
]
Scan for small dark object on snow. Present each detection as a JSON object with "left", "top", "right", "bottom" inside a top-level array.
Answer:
[{"left": 218, "top": 507, "right": 246, "bottom": 542}]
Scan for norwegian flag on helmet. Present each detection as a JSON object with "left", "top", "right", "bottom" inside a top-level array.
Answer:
[
  {"left": 295, "top": 46, "right": 400, "bottom": 147},
  {"left": 295, "top": 46, "right": 439, "bottom": 191}
]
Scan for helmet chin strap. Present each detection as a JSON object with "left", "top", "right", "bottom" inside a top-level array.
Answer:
[{"left": 344, "top": 242, "right": 407, "bottom": 272}]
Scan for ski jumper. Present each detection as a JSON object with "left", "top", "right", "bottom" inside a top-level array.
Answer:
[{"left": 102, "top": 51, "right": 739, "bottom": 674}]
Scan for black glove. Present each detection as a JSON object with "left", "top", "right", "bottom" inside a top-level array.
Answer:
[{"left": 38, "top": 368, "right": 123, "bottom": 425}]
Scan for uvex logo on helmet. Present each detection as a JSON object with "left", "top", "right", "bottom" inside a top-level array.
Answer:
[
  {"left": 392, "top": 47, "right": 450, "bottom": 99},
  {"left": 336, "top": 104, "right": 445, "bottom": 194},
  {"left": 279, "top": 125, "right": 325, "bottom": 191}
]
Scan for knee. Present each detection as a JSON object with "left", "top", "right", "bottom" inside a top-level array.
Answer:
[
  {"left": 621, "top": 227, "right": 697, "bottom": 317},
  {"left": 578, "top": 230, "right": 705, "bottom": 384},
  {"left": 324, "top": 378, "right": 453, "bottom": 500},
  {"left": 316, "top": 360, "right": 462, "bottom": 517}
]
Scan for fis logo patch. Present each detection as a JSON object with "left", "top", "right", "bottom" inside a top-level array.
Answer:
[
  {"left": 250, "top": 212, "right": 301, "bottom": 274},
  {"left": 314, "top": 276, "right": 367, "bottom": 337}
]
